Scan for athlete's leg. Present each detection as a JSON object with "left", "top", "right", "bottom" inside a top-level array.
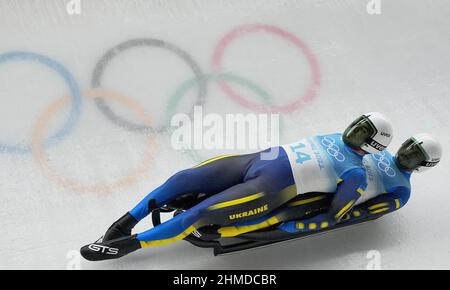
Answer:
[
  {"left": 137, "top": 147, "right": 298, "bottom": 247},
  {"left": 81, "top": 177, "right": 289, "bottom": 261},
  {"left": 129, "top": 153, "right": 256, "bottom": 221},
  {"left": 81, "top": 148, "right": 298, "bottom": 260},
  {"left": 103, "top": 153, "right": 257, "bottom": 241},
  {"left": 136, "top": 178, "right": 290, "bottom": 247},
  {"left": 216, "top": 192, "right": 332, "bottom": 238}
]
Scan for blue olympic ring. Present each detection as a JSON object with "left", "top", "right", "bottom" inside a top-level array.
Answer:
[{"left": 0, "top": 51, "right": 82, "bottom": 154}]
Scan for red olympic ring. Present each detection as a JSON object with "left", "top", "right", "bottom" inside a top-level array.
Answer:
[{"left": 212, "top": 24, "right": 321, "bottom": 113}]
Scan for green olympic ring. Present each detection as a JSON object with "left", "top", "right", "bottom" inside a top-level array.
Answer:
[{"left": 165, "top": 73, "right": 285, "bottom": 162}]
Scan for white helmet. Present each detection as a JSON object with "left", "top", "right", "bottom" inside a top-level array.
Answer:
[
  {"left": 396, "top": 133, "right": 443, "bottom": 173},
  {"left": 343, "top": 112, "right": 394, "bottom": 154}
]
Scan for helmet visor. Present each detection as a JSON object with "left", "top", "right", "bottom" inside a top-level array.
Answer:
[
  {"left": 343, "top": 116, "right": 377, "bottom": 148},
  {"left": 396, "top": 138, "right": 428, "bottom": 171}
]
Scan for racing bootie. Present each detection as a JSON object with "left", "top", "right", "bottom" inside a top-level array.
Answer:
[
  {"left": 80, "top": 235, "right": 141, "bottom": 261},
  {"left": 103, "top": 213, "right": 138, "bottom": 241}
]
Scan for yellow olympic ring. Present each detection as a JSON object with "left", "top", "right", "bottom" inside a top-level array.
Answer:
[{"left": 31, "top": 89, "right": 157, "bottom": 194}]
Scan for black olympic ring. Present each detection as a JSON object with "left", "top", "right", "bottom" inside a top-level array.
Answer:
[{"left": 91, "top": 38, "right": 207, "bottom": 133}]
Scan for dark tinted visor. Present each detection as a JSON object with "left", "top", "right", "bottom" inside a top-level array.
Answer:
[
  {"left": 396, "top": 138, "right": 428, "bottom": 171},
  {"left": 343, "top": 116, "right": 377, "bottom": 147}
]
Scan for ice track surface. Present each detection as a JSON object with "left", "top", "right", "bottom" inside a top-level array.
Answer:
[{"left": 0, "top": 0, "right": 449, "bottom": 269}]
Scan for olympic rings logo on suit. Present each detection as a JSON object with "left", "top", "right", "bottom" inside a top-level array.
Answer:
[
  {"left": 321, "top": 136, "right": 345, "bottom": 162},
  {"left": 372, "top": 151, "right": 396, "bottom": 177},
  {"left": 0, "top": 23, "right": 321, "bottom": 194}
]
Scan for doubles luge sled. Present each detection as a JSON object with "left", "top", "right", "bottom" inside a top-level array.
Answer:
[
  {"left": 81, "top": 191, "right": 383, "bottom": 260},
  {"left": 150, "top": 191, "right": 381, "bottom": 256}
]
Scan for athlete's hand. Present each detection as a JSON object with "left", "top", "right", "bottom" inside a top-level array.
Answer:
[
  {"left": 295, "top": 214, "right": 337, "bottom": 232},
  {"left": 278, "top": 214, "right": 336, "bottom": 233}
]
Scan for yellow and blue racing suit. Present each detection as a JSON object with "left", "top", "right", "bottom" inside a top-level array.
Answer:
[
  {"left": 226, "top": 150, "right": 412, "bottom": 236},
  {"left": 352, "top": 150, "right": 411, "bottom": 218},
  {"left": 129, "top": 133, "right": 368, "bottom": 248}
]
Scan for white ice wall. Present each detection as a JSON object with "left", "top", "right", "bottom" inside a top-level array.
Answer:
[{"left": 0, "top": 0, "right": 449, "bottom": 269}]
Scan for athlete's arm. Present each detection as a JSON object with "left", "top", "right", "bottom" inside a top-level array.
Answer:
[
  {"left": 278, "top": 168, "right": 367, "bottom": 233},
  {"left": 353, "top": 187, "right": 411, "bottom": 218}
]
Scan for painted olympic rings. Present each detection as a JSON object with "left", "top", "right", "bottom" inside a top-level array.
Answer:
[
  {"left": 166, "top": 73, "right": 285, "bottom": 162},
  {"left": 2, "top": 24, "right": 320, "bottom": 193},
  {"left": 167, "top": 72, "right": 273, "bottom": 119},
  {"left": 31, "top": 89, "right": 157, "bottom": 194},
  {"left": 212, "top": 24, "right": 321, "bottom": 113},
  {"left": 0, "top": 51, "right": 82, "bottom": 154},
  {"left": 91, "top": 38, "right": 207, "bottom": 133}
]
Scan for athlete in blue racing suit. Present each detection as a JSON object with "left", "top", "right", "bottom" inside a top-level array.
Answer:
[
  {"left": 245, "top": 150, "right": 413, "bottom": 236},
  {"left": 131, "top": 133, "right": 368, "bottom": 247},
  {"left": 224, "top": 134, "right": 441, "bottom": 239}
]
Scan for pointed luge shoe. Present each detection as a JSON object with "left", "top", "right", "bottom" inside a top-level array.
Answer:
[
  {"left": 80, "top": 235, "right": 141, "bottom": 261},
  {"left": 103, "top": 213, "right": 138, "bottom": 241}
]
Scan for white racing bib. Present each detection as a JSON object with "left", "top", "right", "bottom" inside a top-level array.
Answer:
[{"left": 282, "top": 138, "right": 338, "bottom": 195}]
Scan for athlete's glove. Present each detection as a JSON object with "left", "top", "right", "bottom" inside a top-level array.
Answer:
[{"left": 278, "top": 213, "right": 337, "bottom": 233}]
